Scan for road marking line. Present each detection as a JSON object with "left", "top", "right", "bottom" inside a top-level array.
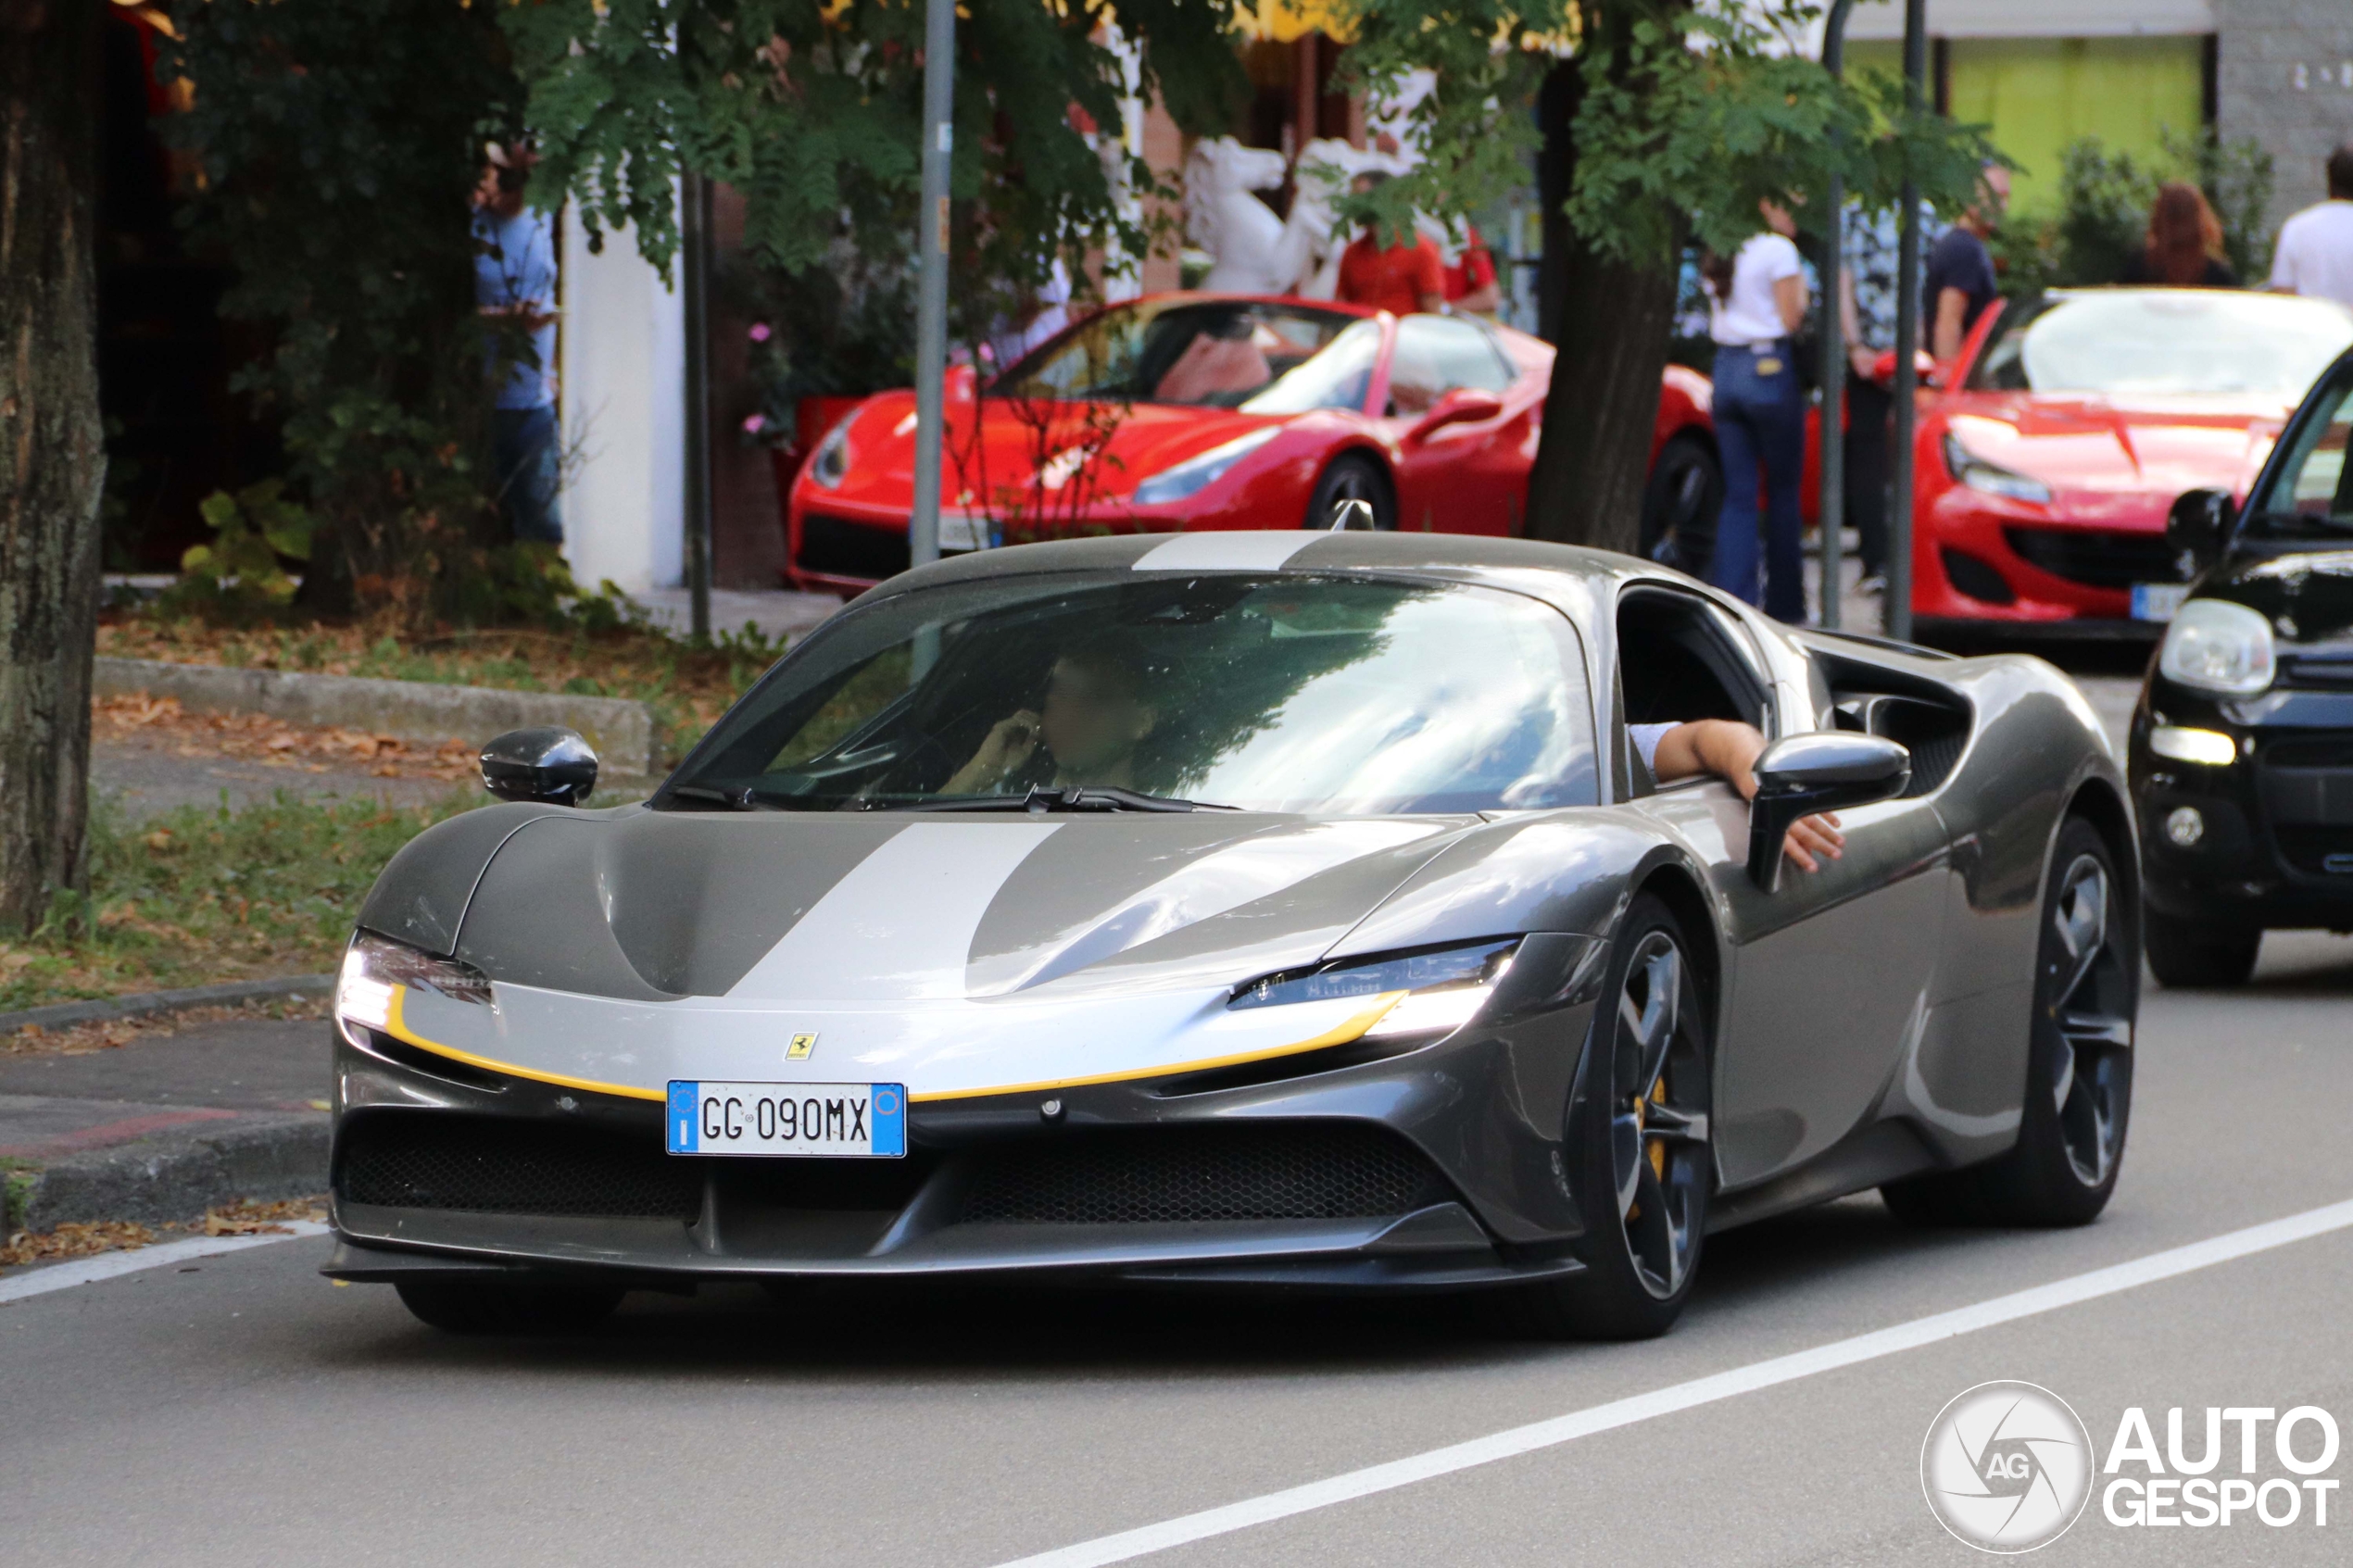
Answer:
[
  {"left": 995, "top": 1197, "right": 2353, "bottom": 1568},
  {"left": 0, "top": 1222, "right": 330, "bottom": 1306}
]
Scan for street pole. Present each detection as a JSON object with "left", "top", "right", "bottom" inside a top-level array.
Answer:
[
  {"left": 682, "top": 169, "right": 713, "bottom": 642},
  {"left": 1886, "top": 0, "right": 1927, "bottom": 643},
  {"left": 1816, "top": 0, "right": 1857, "bottom": 632},
  {"left": 908, "top": 0, "right": 955, "bottom": 573}
]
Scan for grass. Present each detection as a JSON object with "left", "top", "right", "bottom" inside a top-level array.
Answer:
[
  {"left": 98, "top": 612, "right": 797, "bottom": 767},
  {"left": 0, "top": 789, "right": 487, "bottom": 1013}
]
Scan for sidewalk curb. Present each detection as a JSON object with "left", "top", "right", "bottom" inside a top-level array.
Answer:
[
  {"left": 13, "top": 1112, "right": 328, "bottom": 1232},
  {"left": 0, "top": 974, "right": 334, "bottom": 1037},
  {"left": 95, "top": 655, "right": 658, "bottom": 775}
]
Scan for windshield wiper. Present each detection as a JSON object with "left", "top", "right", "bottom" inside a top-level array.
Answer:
[
  {"left": 902, "top": 786, "right": 1237, "bottom": 814},
  {"left": 662, "top": 784, "right": 790, "bottom": 812}
]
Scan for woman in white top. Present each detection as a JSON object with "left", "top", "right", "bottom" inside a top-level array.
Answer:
[{"left": 1703, "top": 201, "right": 1810, "bottom": 622}]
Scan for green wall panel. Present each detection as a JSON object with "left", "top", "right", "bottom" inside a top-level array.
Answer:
[{"left": 1845, "top": 37, "right": 2206, "bottom": 216}]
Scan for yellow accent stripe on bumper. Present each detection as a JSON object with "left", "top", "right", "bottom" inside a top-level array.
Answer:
[
  {"left": 372, "top": 986, "right": 1408, "bottom": 1109},
  {"left": 905, "top": 991, "right": 1407, "bottom": 1103},
  {"left": 382, "top": 985, "right": 667, "bottom": 1103}
]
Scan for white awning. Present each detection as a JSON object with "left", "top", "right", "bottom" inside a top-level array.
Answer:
[{"left": 1833, "top": 0, "right": 2214, "bottom": 43}]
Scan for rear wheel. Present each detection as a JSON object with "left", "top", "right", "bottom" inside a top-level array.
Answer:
[
  {"left": 1883, "top": 818, "right": 2134, "bottom": 1227},
  {"left": 395, "top": 1278, "right": 624, "bottom": 1335},
  {"left": 1304, "top": 454, "right": 1394, "bottom": 531},
  {"left": 1638, "top": 434, "right": 1721, "bottom": 579},
  {"left": 1511, "top": 895, "right": 1712, "bottom": 1339},
  {"left": 2144, "top": 908, "right": 2259, "bottom": 988}
]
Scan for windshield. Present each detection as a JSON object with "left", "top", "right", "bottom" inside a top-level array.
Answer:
[
  {"left": 1969, "top": 291, "right": 2353, "bottom": 398},
  {"left": 991, "top": 300, "right": 1369, "bottom": 411},
  {"left": 665, "top": 572, "right": 1597, "bottom": 815},
  {"left": 2246, "top": 367, "right": 2353, "bottom": 541}
]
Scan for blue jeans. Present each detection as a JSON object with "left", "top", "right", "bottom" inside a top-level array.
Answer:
[
  {"left": 493, "top": 405, "right": 564, "bottom": 546},
  {"left": 1708, "top": 343, "right": 1806, "bottom": 622}
]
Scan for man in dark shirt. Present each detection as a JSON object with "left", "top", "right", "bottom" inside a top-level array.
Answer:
[{"left": 1926, "top": 165, "right": 2009, "bottom": 361}]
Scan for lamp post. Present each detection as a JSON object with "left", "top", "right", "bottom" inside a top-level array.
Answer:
[
  {"left": 1887, "top": 0, "right": 1928, "bottom": 643},
  {"left": 908, "top": 0, "right": 955, "bottom": 571},
  {"left": 1816, "top": 0, "right": 1858, "bottom": 632},
  {"left": 681, "top": 169, "right": 713, "bottom": 642}
]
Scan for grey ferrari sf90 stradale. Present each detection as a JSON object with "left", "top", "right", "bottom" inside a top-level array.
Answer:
[{"left": 326, "top": 531, "right": 2137, "bottom": 1338}]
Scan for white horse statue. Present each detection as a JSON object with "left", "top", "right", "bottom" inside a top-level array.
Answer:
[{"left": 1185, "top": 137, "right": 1308, "bottom": 295}]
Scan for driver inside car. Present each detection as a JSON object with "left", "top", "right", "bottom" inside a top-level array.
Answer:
[
  {"left": 943, "top": 638, "right": 1160, "bottom": 796},
  {"left": 1631, "top": 719, "right": 1846, "bottom": 872}
]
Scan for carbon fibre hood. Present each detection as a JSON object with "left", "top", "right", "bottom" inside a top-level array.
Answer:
[{"left": 434, "top": 805, "right": 1478, "bottom": 1005}]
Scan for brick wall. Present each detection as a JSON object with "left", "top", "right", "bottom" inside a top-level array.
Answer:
[{"left": 2217, "top": 0, "right": 2353, "bottom": 239}]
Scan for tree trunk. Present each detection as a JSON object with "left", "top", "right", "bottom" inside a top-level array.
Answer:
[
  {"left": 1525, "top": 45, "right": 1681, "bottom": 557},
  {"left": 0, "top": 0, "right": 105, "bottom": 931}
]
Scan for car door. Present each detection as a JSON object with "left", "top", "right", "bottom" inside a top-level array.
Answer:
[
  {"left": 1613, "top": 588, "right": 1950, "bottom": 1189},
  {"left": 1381, "top": 315, "right": 1529, "bottom": 535}
]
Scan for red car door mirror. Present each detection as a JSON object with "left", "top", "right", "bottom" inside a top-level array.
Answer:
[{"left": 1407, "top": 388, "right": 1505, "bottom": 443}]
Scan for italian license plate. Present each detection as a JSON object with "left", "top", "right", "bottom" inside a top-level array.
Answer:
[
  {"left": 666, "top": 1081, "right": 906, "bottom": 1158},
  {"left": 2132, "top": 583, "right": 2188, "bottom": 622}
]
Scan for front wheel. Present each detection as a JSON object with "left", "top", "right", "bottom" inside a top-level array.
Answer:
[
  {"left": 1883, "top": 818, "right": 2135, "bottom": 1227},
  {"left": 1303, "top": 454, "right": 1395, "bottom": 531},
  {"left": 1511, "top": 894, "right": 1713, "bottom": 1339},
  {"left": 2144, "top": 908, "right": 2259, "bottom": 988},
  {"left": 1638, "top": 433, "right": 1722, "bottom": 579}
]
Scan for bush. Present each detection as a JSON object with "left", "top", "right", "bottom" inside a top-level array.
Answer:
[{"left": 2001, "top": 128, "right": 2277, "bottom": 295}]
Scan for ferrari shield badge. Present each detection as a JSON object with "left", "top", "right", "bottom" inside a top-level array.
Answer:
[{"left": 786, "top": 1032, "right": 818, "bottom": 1060}]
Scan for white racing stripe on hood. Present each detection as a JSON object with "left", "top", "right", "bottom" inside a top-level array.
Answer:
[
  {"left": 973, "top": 819, "right": 1449, "bottom": 995},
  {"left": 725, "top": 822, "right": 1061, "bottom": 1001},
  {"left": 1131, "top": 532, "right": 1318, "bottom": 572}
]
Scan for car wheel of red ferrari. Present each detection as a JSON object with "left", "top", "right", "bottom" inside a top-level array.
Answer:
[
  {"left": 1639, "top": 434, "right": 1721, "bottom": 579},
  {"left": 1304, "top": 455, "right": 1394, "bottom": 531}
]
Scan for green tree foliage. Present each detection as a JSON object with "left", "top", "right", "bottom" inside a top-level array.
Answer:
[
  {"left": 1337, "top": 1, "right": 1994, "bottom": 263},
  {"left": 505, "top": 0, "right": 1247, "bottom": 310},
  {"left": 161, "top": 0, "right": 590, "bottom": 627}
]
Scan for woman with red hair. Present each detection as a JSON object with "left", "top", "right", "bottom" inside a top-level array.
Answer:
[{"left": 2120, "top": 182, "right": 2239, "bottom": 288}]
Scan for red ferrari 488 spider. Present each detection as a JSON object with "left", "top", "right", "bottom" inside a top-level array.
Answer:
[
  {"left": 785, "top": 293, "right": 1715, "bottom": 592},
  {"left": 1910, "top": 287, "right": 2353, "bottom": 639}
]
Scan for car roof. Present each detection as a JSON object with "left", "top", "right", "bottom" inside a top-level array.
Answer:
[{"left": 867, "top": 531, "right": 1653, "bottom": 597}]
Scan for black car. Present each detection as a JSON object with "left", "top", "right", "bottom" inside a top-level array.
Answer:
[{"left": 2133, "top": 348, "right": 2353, "bottom": 985}]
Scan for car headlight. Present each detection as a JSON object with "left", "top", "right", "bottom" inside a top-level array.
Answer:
[
  {"left": 2148, "top": 725, "right": 2238, "bottom": 766},
  {"left": 1943, "top": 431, "right": 2052, "bottom": 504},
  {"left": 1230, "top": 938, "right": 1519, "bottom": 1041},
  {"left": 337, "top": 930, "right": 491, "bottom": 1031},
  {"left": 1131, "top": 427, "right": 1279, "bottom": 506},
  {"left": 2158, "top": 598, "right": 2275, "bottom": 696},
  {"left": 807, "top": 414, "right": 855, "bottom": 489}
]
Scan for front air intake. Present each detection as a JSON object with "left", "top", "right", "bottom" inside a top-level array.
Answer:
[
  {"left": 337, "top": 1115, "right": 703, "bottom": 1220},
  {"left": 957, "top": 1123, "right": 1442, "bottom": 1225}
]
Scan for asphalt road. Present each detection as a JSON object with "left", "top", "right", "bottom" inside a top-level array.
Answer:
[{"left": 2, "top": 927, "right": 2348, "bottom": 1567}]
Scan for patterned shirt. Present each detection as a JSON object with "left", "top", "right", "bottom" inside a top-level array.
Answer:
[{"left": 1841, "top": 201, "right": 1947, "bottom": 356}]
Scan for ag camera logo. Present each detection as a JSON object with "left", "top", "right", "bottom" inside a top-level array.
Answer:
[{"left": 1921, "top": 1382, "right": 2095, "bottom": 1552}]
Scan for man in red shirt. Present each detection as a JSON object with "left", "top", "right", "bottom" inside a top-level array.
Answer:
[
  {"left": 1335, "top": 173, "right": 1444, "bottom": 317},
  {"left": 1443, "top": 222, "right": 1499, "bottom": 316}
]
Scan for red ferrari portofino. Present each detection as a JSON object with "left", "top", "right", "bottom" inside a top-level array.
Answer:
[
  {"left": 1910, "top": 287, "right": 2353, "bottom": 638},
  {"left": 785, "top": 293, "right": 1716, "bottom": 592}
]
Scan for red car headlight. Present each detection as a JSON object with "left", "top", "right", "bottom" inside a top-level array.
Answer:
[
  {"left": 1132, "top": 427, "right": 1279, "bottom": 506},
  {"left": 1943, "top": 430, "right": 2052, "bottom": 505}
]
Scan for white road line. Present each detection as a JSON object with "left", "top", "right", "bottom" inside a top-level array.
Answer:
[
  {"left": 995, "top": 1197, "right": 2353, "bottom": 1568},
  {"left": 0, "top": 1222, "right": 330, "bottom": 1306}
]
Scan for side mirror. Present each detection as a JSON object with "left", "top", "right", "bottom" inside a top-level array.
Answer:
[
  {"left": 1746, "top": 733, "right": 1911, "bottom": 892},
  {"left": 2166, "top": 487, "right": 2233, "bottom": 575},
  {"left": 481, "top": 726, "right": 599, "bottom": 807},
  {"left": 1406, "top": 387, "right": 1504, "bottom": 443}
]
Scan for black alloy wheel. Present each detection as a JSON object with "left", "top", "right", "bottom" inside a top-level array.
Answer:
[
  {"left": 1637, "top": 434, "right": 1722, "bottom": 580},
  {"left": 2144, "top": 907, "right": 2260, "bottom": 988},
  {"left": 1884, "top": 817, "right": 2135, "bottom": 1227},
  {"left": 395, "top": 1278, "right": 625, "bottom": 1335},
  {"left": 1304, "top": 454, "right": 1395, "bottom": 531},
  {"left": 1514, "top": 893, "right": 1712, "bottom": 1339}
]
